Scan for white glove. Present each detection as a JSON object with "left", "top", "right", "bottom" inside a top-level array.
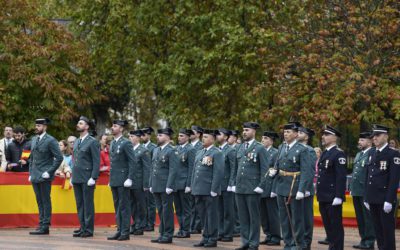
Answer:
[
  {"left": 166, "top": 188, "right": 173, "bottom": 194},
  {"left": 210, "top": 191, "right": 217, "bottom": 197},
  {"left": 305, "top": 191, "right": 311, "bottom": 197},
  {"left": 87, "top": 178, "right": 95, "bottom": 186},
  {"left": 149, "top": 187, "right": 153, "bottom": 193},
  {"left": 295, "top": 191, "right": 305, "bottom": 200},
  {"left": 269, "top": 168, "right": 277, "bottom": 177},
  {"left": 227, "top": 186, "right": 232, "bottom": 192},
  {"left": 123, "top": 179, "right": 132, "bottom": 188},
  {"left": 270, "top": 192, "right": 277, "bottom": 198},
  {"left": 253, "top": 187, "right": 263, "bottom": 194},
  {"left": 41, "top": 172, "right": 50, "bottom": 179},
  {"left": 28, "top": 176, "right": 31, "bottom": 182},
  {"left": 184, "top": 187, "right": 191, "bottom": 193},
  {"left": 363, "top": 202, "right": 370, "bottom": 210},
  {"left": 231, "top": 186, "right": 236, "bottom": 193},
  {"left": 383, "top": 202, "right": 392, "bottom": 213},
  {"left": 70, "top": 178, "right": 73, "bottom": 187},
  {"left": 332, "top": 197, "right": 343, "bottom": 206}
]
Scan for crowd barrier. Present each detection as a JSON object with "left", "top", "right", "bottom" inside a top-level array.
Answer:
[{"left": 0, "top": 172, "right": 398, "bottom": 228}]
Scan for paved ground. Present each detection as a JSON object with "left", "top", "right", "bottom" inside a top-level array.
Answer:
[{"left": 0, "top": 227, "right": 399, "bottom": 249}]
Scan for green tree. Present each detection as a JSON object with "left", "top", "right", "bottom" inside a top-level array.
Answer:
[{"left": 0, "top": 0, "right": 100, "bottom": 138}]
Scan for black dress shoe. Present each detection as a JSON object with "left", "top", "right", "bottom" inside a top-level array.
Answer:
[
  {"left": 235, "top": 246, "right": 248, "bottom": 250},
  {"left": 158, "top": 238, "right": 172, "bottom": 244},
  {"left": 29, "top": 228, "right": 49, "bottom": 235},
  {"left": 259, "top": 239, "right": 269, "bottom": 245},
  {"left": 73, "top": 231, "right": 83, "bottom": 237},
  {"left": 193, "top": 242, "right": 205, "bottom": 247},
  {"left": 133, "top": 230, "right": 144, "bottom": 235},
  {"left": 318, "top": 239, "right": 330, "bottom": 245},
  {"left": 151, "top": 238, "right": 161, "bottom": 243},
  {"left": 221, "top": 237, "right": 233, "bottom": 242},
  {"left": 73, "top": 228, "right": 81, "bottom": 233},
  {"left": 117, "top": 234, "right": 130, "bottom": 241},
  {"left": 358, "top": 245, "right": 374, "bottom": 249},
  {"left": 144, "top": 226, "right": 154, "bottom": 232},
  {"left": 248, "top": 247, "right": 258, "bottom": 250},
  {"left": 190, "top": 230, "right": 202, "bottom": 234},
  {"left": 80, "top": 232, "right": 93, "bottom": 238},
  {"left": 175, "top": 233, "right": 190, "bottom": 238},
  {"left": 353, "top": 244, "right": 362, "bottom": 249},
  {"left": 107, "top": 233, "right": 121, "bottom": 240},
  {"left": 204, "top": 242, "right": 217, "bottom": 248},
  {"left": 233, "top": 232, "right": 241, "bottom": 237},
  {"left": 266, "top": 241, "right": 280, "bottom": 246},
  {"left": 217, "top": 236, "right": 222, "bottom": 241}
]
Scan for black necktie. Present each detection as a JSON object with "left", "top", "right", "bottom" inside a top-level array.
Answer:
[
  {"left": 245, "top": 143, "right": 249, "bottom": 149},
  {"left": 78, "top": 138, "right": 82, "bottom": 149},
  {"left": 286, "top": 144, "right": 290, "bottom": 153}
]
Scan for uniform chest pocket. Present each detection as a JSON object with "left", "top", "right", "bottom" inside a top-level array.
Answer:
[{"left": 158, "top": 155, "right": 169, "bottom": 165}]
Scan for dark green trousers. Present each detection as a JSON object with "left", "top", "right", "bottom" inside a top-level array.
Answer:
[
  {"left": 235, "top": 193, "right": 261, "bottom": 248},
  {"left": 173, "top": 190, "right": 191, "bottom": 234},
  {"left": 353, "top": 196, "right": 375, "bottom": 247},
  {"left": 195, "top": 195, "right": 219, "bottom": 243},
  {"left": 303, "top": 195, "right": 314, "bottom": 247},
  {"left": 277, "top": 195, "right": 306, "bottom": 249},
  {"left": 130, "top": 189, "right": 146, "bottom": 231},
  {"left": 218, "top": 191, "right": 235, "bottom": 238},
  {"left": 260, "top": 196, "right": 281, "bottom": 243},
  {"left": 32, "top": 181, "right": 52, "bottom": 229},
  {"left": 190, "top": 195, "right": 202, "bottom": 231},
  {"left": 73, "top": 183, "right": 95, "bottom": 234},
  {"left": 110, "top": 186, "right": 131, "bottom": 236},
  {"left": 144, "top": 191, "right": 156, "bottom": 228},
  {"left": 154, "top": 192, "right": 174, "bottom": 239}
]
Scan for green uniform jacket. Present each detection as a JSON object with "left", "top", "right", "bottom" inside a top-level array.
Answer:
[
  {"left": 132, "top": 144, "right": 151, "bottom": 190},
  {"left": 191, "top": 146, "right": 224, "bottom": 195},
  {"left": 192, "top": 141, "right": 203, "bottom": 151},
  {"left": 176, "top": 143, "right": 196, "bottom": 190},
  {"left": 235, "top": 141, "right": 269, "bottom": 194},
  {"left": 29, "top": 133, "right": 63, "bottom": 183},
  {"left": 71, "top": 136, "right": 100, "bottom": 184},
  {"left": 220, "top": 143, "right": 237, "bottom": 191},
  {"left": 149, "top": 143, "right": 178, "bottom": 193},
  {"left": 304, "top": 144, "right": 317, "bottom": 196},
  {"left": 109, "top": 137, "right": 135, "bottom": 187},
  {"left": 145, "top": 141, "right": 157, "bottom": 158},
  {"left": 275, "top": 141, "right": 312, "bottom": 197},
  {"left": 349, "top": 149, "right": 371, "bottom": 197},
  {"left": 261, "top": 146, "right": 278, "bottom": 198}
]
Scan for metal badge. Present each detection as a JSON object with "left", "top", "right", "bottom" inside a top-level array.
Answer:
[
  {"left": 361, "top": 160, "right": 365, "bottom": 167},
  {"left": 162, "top": 155, "right": 166, "bottom": 163},
  {"left": 293, "top": 156, "right": 296, "bottom": 164},
  {"left": 394, "top": 157, "right": 400, "bottom": 164},
  {"left": 338, "top": 158, "right": 346, "bottom": 164},
  {"left": 380, "top": 161, "right": 387, "bottom": 170},
  {"left": 181, "top": 154, "right": 186, "bottom": 162},
  {"left": 325, "top": 160, "right": 329, "bottom": 169},
  {"left": 117, "top": 145, "right": 120, "bottom": 154}
]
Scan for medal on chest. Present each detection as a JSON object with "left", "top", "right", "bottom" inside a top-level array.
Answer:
[
  {"left": 247, "top": 149, "right": 257, "bottom": 163},
  {"left": 380, "top": 161, "right": 387, "bottom": 171},
  {"left": 325, "top": 160, "right": 329, "bottom": 169},
  {"left": 202, "top": 156, "right": 213, "bottom": 166},
  {"left": 116, "top": 145, "right": 121, "bottom": 154},
  {"left": 161, "top": 155, "right": 166, "bottom": 163},
  {"left": 361, "top": 160, "right": 365, "bottom": 167}
]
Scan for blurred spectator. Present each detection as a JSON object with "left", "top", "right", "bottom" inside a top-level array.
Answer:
[
  {"left": 5, "top": 126, "right": 31, "bottom": 172},
  {"left": 389, "top": 138, "right": 399, "bottom": 150},
  {"left": 0, "top": 126, "right": 13, "bottom": 172},
  {"left": 55, "top": 140, "right": 72, "bottom": 178},
  {"left": 67, "top": 135, "right": 77, "bottom": 152},
  {"left": 100, "top": 135, "right": 112, "bottom": 172}
]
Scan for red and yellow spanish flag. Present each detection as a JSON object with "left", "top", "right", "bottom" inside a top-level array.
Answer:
[{"left": 20, "top": 150, "right": 31, "bottom": 160}]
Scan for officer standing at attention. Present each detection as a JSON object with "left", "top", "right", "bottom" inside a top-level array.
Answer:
[
  {"left": 234, "top": 122, "right": 268, "bottom": 250},
  {"left": 149, "top": 128, "right": 178, "bottom": 244},
  {"left": 349, "top": 132, "right": 375, "bottom": 249},
  {"left": 316, "top": 125, "right": 347, "bottom": 250},
  {"left": 189, "top": 125, "right": 204, "bottom": 234},
  {"left": 228, "top": 129, "right": 241, "bottom": 237},
  {"left": 128, "top": 129, "right": 151, "bottom": 236},
  {"left": 297, "top": 126, "right": 317, "bottom": 250},
  {"left": 28, "top": 118, "right": 63, "bottom": 235},
  {"left": 269, "top": 122, "right": 312, "bottom": 250},
  {"left": 192, "top": 129, "right": 224, "bottom": 248},
  {"left": 174, "top": 128, "right": 196, "bottom": 238},
  {"left": 216, "top": 128, "right": 236, "bottom": 242},
  {"left": 259, "top": 131, "right": 281, "bottom": 246},
  {"left": 140, "top": 126, "right": 157, "bottom": 232},
  {"left": 71, "top": 116, "right": 101, "bottom": 238},
  {"left": 364, "top": 125, "right": 400, "bottom": 250},
  {"left": 107, "top": 120, "right": 136, "bottom": 241}
]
